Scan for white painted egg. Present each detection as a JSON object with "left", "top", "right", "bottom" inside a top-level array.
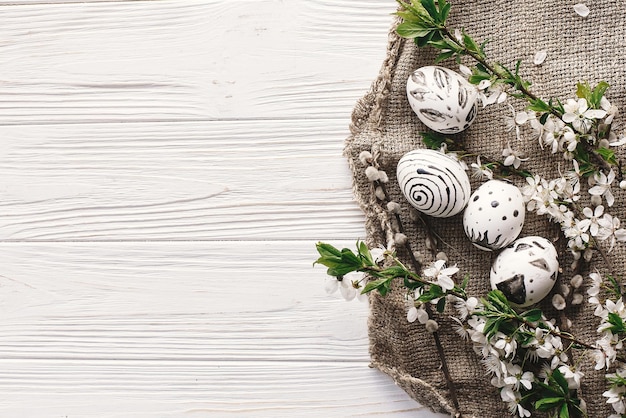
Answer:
[
  {"left": 490, "top": 236, "right": 559, "bottom": 308},
  {"left": 396, "top": 149, "right": 470, "bottom": 217},
  {"left": 406, "top": 65, "right": 479, "bottom": 134},
  {"left": 463, "top": 180, "right": 525, "bottom": 251}
]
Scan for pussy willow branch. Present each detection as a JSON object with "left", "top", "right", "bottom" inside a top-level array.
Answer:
[{"left": 373, "top": 178, "right": 464, "bottom": 417}]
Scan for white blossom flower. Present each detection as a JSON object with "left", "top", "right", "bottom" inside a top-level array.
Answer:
[
  {"left": 494, "top": 332, "right": 518, "bottom": 358},
  {"left": 479, "top": 85, "right": 507, "bottom": 107},
  {"left": 563, "top": 217, "right": 590, "bottom": 250},
  {"left": 601, "top": 96, "right": 619, "bottom": 124},
  {"left": 604, "top": 386, "right": 626, "bottom": 414},
  {"left": 470, "top": 156, "right": 493, "bottom": 180},
  {"left": 503, "top": 364, "right": 534, "bottom": 391},
  {"left": 589, "top": 169, "right": 616, "bottom": 207},
  {"left": 558, "top": 364, "right": 584, "bottom": 389},
  {"left": 454, "top": 296, "right": 479, "bottom": 320},
  {"left": 450, "top": 316, "right": 470, "bottom": 340},
  {"left": 504, "top": 105, "right": 529, "bottom": 141},
  {"left": 325, "top": 272, "right": 367, "bottom": 302},
  {"left": 596, "top": 213, "right": 626, "bottom": 252},
  {"left": 423, "top": 259, "right": 459, "bottom": 291},
  {"left": 581, "top": 205, "right": 604, "bottom": 236},
  {"left": 610, "top": 135, "right": 626, "bottom": 147},
  {"left": 562, "top": 98, "right": 606, "bottom": 133},
  {"left": 502, "top": 144, "right": 528, "bottom": 169}
]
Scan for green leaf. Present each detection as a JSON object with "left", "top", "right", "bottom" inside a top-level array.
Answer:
[
  {"left": 420, "top": 131, "right": 450, "bottom": 149},
  {"left": 439, "top": 1, "right": 451, "bottom": 22},
  {"left": 358, "top": 241, "right": 374, "bottom": 266},
  {"left": 607, "top": 312, "right": 626, "bottom": 333},
  {"left": 528, "top": 98, "right": 551, "bottom": 113},
  {"left": 420, "top": 0, "right": 438, "bottom": 20},
  {"left": 396, "top": 21, "right": 434, "bottom": 38},
  {"left": 315, "top": 242, "right": 342, "bottom": 259},
  {"left": 404, "top": 276, "right": 424, "bottom": 290},
  {"left": 551, "top": 368, "right": 570, "bottom": 394},
  {"left": 483, "top": 317, "right": 503, "bottom": 338},
  {"left": 521, "top": 308, "right": 543, "bottom": 322},
  {"left": 394, "top": 10, "right": 422, "bottom": 23},
  {"left": 576, "top": 82, "right": 592, "bottom": 103},
  {"left": 362, "top": 277, "right": 392, "bottom": 296},
  {"left": 435, "top": 50, "right": 456, "bottom": 63},
  {"left": 416, "top": 285, "right": 444, "bottom": 303},
  {"left": 596, "top": 147, "right": 618, "bottom": 166},
  {"left": 487, "top": 290, "right": 514, "bottom": 314},
  {"left": 415, "top": 30, "right": 436, "bottom": 47},
  {"left": 591, "top": 81, "right": 610, "bottom": 108},
  {"left": 436, "top": 297, "right": 446, "bottom": 313},
  {"left": 534, "top": 397, "right": 565, "bottom": 411},
  {"left": 559, "top": 402, "right": 570, "bottom": 418},
  {"left": 462, "top": 32, "right": 480, "bottom": 53}
]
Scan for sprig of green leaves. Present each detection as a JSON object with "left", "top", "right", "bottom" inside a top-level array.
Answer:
[{"left": 314, "top": 241, "right": 466, "bottom": 300}]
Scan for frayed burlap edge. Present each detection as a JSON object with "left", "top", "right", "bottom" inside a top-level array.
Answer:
[{"left": 343, "top": 16, "right": 463, "bottom": 417}]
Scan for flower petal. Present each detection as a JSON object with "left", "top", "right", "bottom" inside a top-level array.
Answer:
[
  {"left": 573, "top": 3, "right": 590, "bottom": 17},
  {"left": 533, "top": 50, "right": 547, "bottom": 65},
  {"left": 438, "top": 275, "right": 455, "bottom": 291}
]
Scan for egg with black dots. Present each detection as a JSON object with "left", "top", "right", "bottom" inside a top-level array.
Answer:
[
  {"left": 490, "top": 236, "right": 559, "bottom": 308},
  {"left": 462, "top": 179, "right": 525, "bottom": 251}
]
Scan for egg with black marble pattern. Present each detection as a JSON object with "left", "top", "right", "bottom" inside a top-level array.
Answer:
[
  {"left": 463, "top": 180, "right": 525, "bottom": 251},
  {"left": 490, "top": 236, "right": 559, "bottom": 308},
  {"left": 406, "top": 65, "right": 479, "bottom": 134},
  {"left": 397, "top": 149, "right": 471, "bottom": 218}
]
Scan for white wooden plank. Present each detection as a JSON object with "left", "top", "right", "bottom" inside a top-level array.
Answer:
[
  {"left": 0, "top": 241, "right": 368, "bottom": 361},
  {"left": 0, "top": 240, "right": 445, "bottom": 417},
  {"left": 0, "top": 0, "right": 396, "bottom": 124},
  {"left": 0, "top": 361, "right": 437, "bottom": 417},
  {"left": 0, "top": 119, "right": 367, "bottom": 240}
]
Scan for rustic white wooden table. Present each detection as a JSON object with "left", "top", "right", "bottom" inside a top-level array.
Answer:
[{"left": 0, "top": 1, "right": 446, "bottom": 416}]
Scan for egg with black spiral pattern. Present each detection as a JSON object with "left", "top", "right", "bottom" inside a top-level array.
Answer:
[
  {"left": 396, "top": 149, "right": 471, "bottom": 218},
  {"left": 463, "top": 180, "right": 525, "bottom": 251},
  {"left": 406, "top": 66, "right": 479, "bottom": 134},
  {"left": 490, "top": 236, "right": 559, "bottom": 308}
]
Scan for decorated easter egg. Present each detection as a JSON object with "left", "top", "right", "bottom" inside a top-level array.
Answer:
[
  {"left": 463, "top": 180, "right": 525, "bottom": 251},
  {"left": 490, "top": 236, "right": 559, "bottom": 308},
  {"left": 406, "top": 66, "right": 479, "bottom": 134},
  {"left": 397, "top": 149, "right": 471, "bottom": 217}
]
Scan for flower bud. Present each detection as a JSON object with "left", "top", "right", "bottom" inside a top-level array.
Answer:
[
  {"left": 386, "top": 201, "right": 401, "bottom": 214},
  {"left": 570, "top": 274, "right": 583, "bottom": 289},
  {"left": 552, "top": 294, "right": 567, "bottom": 310},
  {"left": 378, "top": 170, "right": 389, "bottom": 183},
  {"left": 425, "top": 319, "right": 439, "bottom": 333},
  {"left": 359, "top": 150, "right": 373, "bottom": 166},
  {"left": 365, "top": 166, "right": 380, "bottom": 182}
]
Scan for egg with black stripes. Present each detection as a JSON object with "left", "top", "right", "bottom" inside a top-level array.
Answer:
[
  {"left": 463, "top": 180, "right": 525, "bottom": 251},
  {"left": 406, "top": 65, "right": 479, "bottom": 134},
  {"left": 396, "top": 149, "right": 470, "bottom": 217},
  {"left": 490, "top": 236, "right": 559, "bottom": 308}
]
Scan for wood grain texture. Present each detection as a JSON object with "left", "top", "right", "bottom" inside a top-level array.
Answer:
[
  {"left": 0, "top": 119, "right": 366, "bottom": 241},
  {"left": 0, "top": 0, "right": 447, "bottom": 416},
  {"left": 0, "top": 0, "right": 395, "bottom": 124},
  {"left": 0, "top": 241, "right": 441, "bottom": 417}
]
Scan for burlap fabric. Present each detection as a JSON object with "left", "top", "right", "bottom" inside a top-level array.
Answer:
[{"left": 345, "top": 1, "right": 626, "bottom": 417}]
